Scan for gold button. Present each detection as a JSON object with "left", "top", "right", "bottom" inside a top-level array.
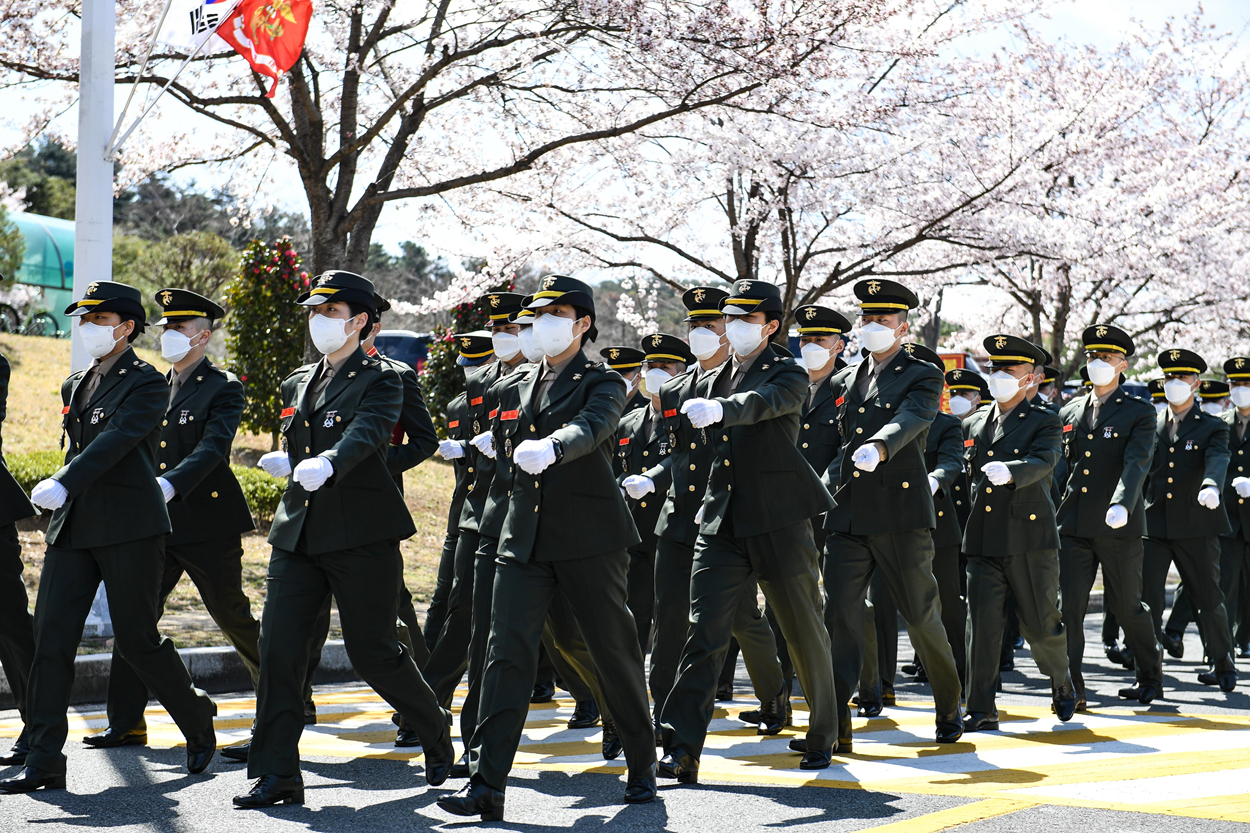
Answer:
[
  {"left": 467, "top": 485, "right": 473, "bottom": 491},
  {"left": 160, "top": 441, "right": 166, "bottom": 448},
  {"left": 640, "top": 501, "right": 647, "bottom": 508},
  {"left": 902, "top": 481, "right": 909, "bottom": 489},
  {"left": 803, "top": 442, "right": 810, "bottom": 448},
  {"left": 859, "top": 407, "right": 866, "bottom": 414},
  {"left": 886, "top": 403, "right": 892, "bottom": 408},
  {"left": 853, "top": 471, "right": 860, "bottom": 477},
  {"left": 188, "top": 416, "right": 193, "bottom": 421},
  {"left": 305, "top": 446, "right": 310, "bottom": 453},
  {"left": 985, "top": 486, "right": 993, "bottom": 494},
  {"left": 1087, "top": 434, "right": 1093, "bottom": 440},
  {"left": 212, "top": 491, "right": 218, "bottom": 498},
  {"left": 534, "top": 506, "right": 539, "bottom": 512},
  {"left": 987, "top": 451, "right": 994, "bottom": 457},
  {"left": 1167, "top": 493, "right": 1173, "bottom": 499},
  {"left": 690, "top": 464, "right": 697, "bottom": 471},
  {"left": 305, "top": 500, "right": 309, "bottom": 507},
  {"left": 1029, "top": 514, "right": 1037, "bottom": 520},
  {"left": 1167, "top": 477, "right": 1173, "bottom": 483},
  {"left": 727, "top": 485, "right": 733, "bottom": 491},
  {"left": 1085, "top": 451, "right": 1091, "bottom": 457},
  {"left": 1081, "top": 486, "right": 1088, "bottom": 493},
  {"left": 1169, "top": 462, "right": 1175, "bottom": 468},
  {"left": 530, "top": 426, "right": 536, "bottom": 433},
  {"left": 305, "top": 421, "right": 310, "bottom": 427},
  {"left": 856, "top": 428, "right": 863, "bottom": 434},
  {"left": 956, "top": 500, "right": 962, "bottom": 505},
  {"left": 689, "top": 485, "right": 696, "bottom": 492},
  {"left": 938, "top": 511, "right": 944, "bottom": 517},
  {"left": 336, "top": 416, "right": 341, "bottom": 422},
  {"left": 722, "top": 435, "right": 728, "bottom": 441},
  {"left": 643, "top": 451, "right": 649, "bottom": 457},
  {"left": 534, "top": 481, "right": 540, "bottom": 488},
  {"left": 804, "top": 423, "right": 810, "bottom": 429},
  {"left": 1083, "top": 469, "right": 1089, "bottom": 475},
  {"left": 691, "top": 443, "right": 697, "bottom": 450},
  {"left": 162, "top": 420, "right": 168, "bottom": 427},
  {"left": 724, "top": 460, "right": 731, "bottom": 466},
  {"left": 985, "top": 506, "right": 992, "bottom": 512},
  {"left": 159, "top": 463, "right": 166, "bottom": 470},
  {"left": 468, "top": 467, "right": 474, "bottom": 473},
  {"left": 1170, "top": 447, "right": 1175, "bottom": 453}
]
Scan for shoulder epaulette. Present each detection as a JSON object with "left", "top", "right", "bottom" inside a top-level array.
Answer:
[{"left": 284, "top": 363, "right": 317, "bottom": 380}]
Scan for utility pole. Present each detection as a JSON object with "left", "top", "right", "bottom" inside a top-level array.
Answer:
[{"left": 72, "top": 0, "right": 115, "bottom": 372}]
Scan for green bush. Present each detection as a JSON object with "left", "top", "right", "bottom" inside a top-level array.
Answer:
[{"left": 6, "top": 450, "right": 62, "bottom": 492}]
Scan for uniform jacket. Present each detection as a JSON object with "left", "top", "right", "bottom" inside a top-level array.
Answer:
[
  {"left": 615, "top": 403, "right": 674, "bottom": 552},
  {"left": 699, "top": 344, "right": 832, "bottom": 538},
  {"left": 0, "top": 354, "right": 36, "bottom": 527},
  {"left": 799, "top": 372, "right": 841, "bottom": 479},
  {"left": 1144, "top": 405, "right": 1230, "bottom": 539},
  {"left": 927, "top": 411, "right": 965, "bottom": 549},
  {"left": 498, "top": 350, "right": 639, "bottom": 563},
  {"left": 823, "top": 349, "right": 943, "bottom": 535},
  {"left": 1057, "top": 388, "right": 1157, "bottom": 538},
  {"left": 375, "top": 353, "right": 438, "bottom": 482},
  {"left": 159, "top": 357, "right": 254, "bottom": 547},
  {"left": 443, "top": 392, "right": 473, "bottom": 537},
  {"left": 479, "top": 365, "right": 537, "bottom": 542},
  {"left": 961, "top": 399, "right": 1062, "bottom": 556},
  {"left": 646, "top": 366, "right": 718, "bottom": 547},
  {"left": 1222, "top": 409, "right": 1250, "bottom": 539},
  {"left": 625, "top": 389, "right": 649, "bottom": 414},
  {"left": 458, "top": 361, "right": 509, "bottom": 533},
  {"left": 269, "top": 347, "right": 416, "bottom": 554},
  {"left": 50, "top": 347, "right": 170, "bottom": 548}
]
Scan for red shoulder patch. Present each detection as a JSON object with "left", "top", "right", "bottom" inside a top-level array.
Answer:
[{"left": 280, "top": 407, "right": 295, "bottom": 419}]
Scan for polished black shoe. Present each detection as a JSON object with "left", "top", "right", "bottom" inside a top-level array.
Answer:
[
  {"left": 83, "top": 727, "right": 148, "bottom": 749},
  {"left": 715, "top": 682, "right": 734, "bottom": 701},
  {"left": 1217, "top": 670, "right": 1238, "bottom": 692},
  {"left": 1198, "top": 668, "right": 1219, "bottom": 686},
  {"left": 799, "top": 748, "right": 832, "bottom": 770},
  {"left": 936, "top": 722, "right": 964, "bottom": 743},
  {"left": 1240, "top": 642, "right": 1250, "bottom": 659},
  {"left": 1052, "top": 674, "right": 1078, "bottom": 722},
  {"left": 395, "top": 727, "right": 422, "bottom": 748},
  {"left": 233, "top": 774, "right": 305, "bottom": 808},
  {"left": 737, "top": 709, "right": 762, "bottom": 725},
  {"left": 601, "top": 719, "right": 623, "bottom": 761},
  {"left": 0, "top": 766, "right": 65, "bottom": 793},
  {"left": 424, "top": 731, "right": 456, "bottom": 787},
  {"left": 962, "top": 712, "right": 999, "bottom": 732},
  {"left": 787, "top": 737, "right": 807, "bottom": 754},
  {"left": 568, "top": 700, "right": 601, "bottom": 729},
  {"left": 914, "top": 662, "right": 930, "bottom": 683},
  {"left": 1075, "top": 697, "right": 1088, "bottom": 713},
  {"left": 624, "top": 763, "right": 658, "bottom": 803},
  {"left": 220, "top": 741, "right": 250, "bottom": 762},
  {"left": 1105, "top": 641, "right": 1134, "bottom": 669},
  {"left": 438, "top": 778, "right": 505, "bottom": 821},
  {"left": 449, "top": 752, "right": 470, "bottom": 779},
  {"left": 757, "top": 690, "right": 788, "bottom": 736},
  {"left": 881, "top": 682, "right": 896, "bottom": 707},
  {"left": 1012, "top": 635, "right": 1025, "bottom": 650},
  {"left": 900, "top": 658, "right": 919, "bottom": 675},
  {"left": 857, "top": 698, "right": 883, "bottom": 718},
  {"left": 657, "top": 748, "right": 698, "bottom": 784},
  {"left": 1119, "top": 683, "right": 1163, "bottom": 704},
  {"left": 303, "top": 703, "right": 317, "bottom": 725},
  {"left": 531, "top": 682, "right": 555, "bottom": 704},
  {"left": 1162, "top": 630, "right": 1185, "bottom": 659},
  {"left": 0, "top": 727, "right": 29, "bottom": 766},
  {"left": 186, "top": 729, "right": 216, "bottom": 774}
]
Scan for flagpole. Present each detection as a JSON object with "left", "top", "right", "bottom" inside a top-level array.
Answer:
[{"left": 107, "top": 0, "right": 177, "bottom": 155}]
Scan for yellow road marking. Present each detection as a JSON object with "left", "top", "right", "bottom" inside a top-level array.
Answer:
[{"left": 861, "top": 799, "right": 1033, "bottom": 833}]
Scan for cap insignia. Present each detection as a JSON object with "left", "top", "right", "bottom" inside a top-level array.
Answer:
[
  {"left": 87, "top": 282, "right": 99, "bottom": 296},
  {"left": 1169, "top": 349, "right": 1181, "bottom": 361},
  {"left": 651, "top": 334, "right": 663, "bottom": 347},
  {"left": 692, "top": 288, "right": 706, "bottom": 303},
  {"left": 1095, "top": 325, "right": 1108, "bottom": 338},
  {"left": 994, "top": 335, "right": 1007, "bottom": 349},
  {"left": 805, "top": 307, "right": 817, "bottom": 320},
  {"left": 866, "top": 280, "right": 881, "bottom": 295},
  {"left": 159, "top": 290, "right": 173, "bottom": 306},
  {"left": 542, "top": 276, "right": 558, "bottom": 289},
  {"left": 609, "top": 348, "right": 620, "bottom": 360},
  {"left": 460, "top": 337, "right": 472, "bottom": 348}
]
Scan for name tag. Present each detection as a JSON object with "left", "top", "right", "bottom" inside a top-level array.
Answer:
[
  {"left": 61, "top": 405, "right": 70, "bottom": 415},
  {"left": 280, "top": 407, "right": 295, "bottom": 419},
  {"left": 448, "top": 419, "right": 460, "bottom": 428},
  {"left": 1063, "top": 424, "right": 1073, "bottom": 433},
  {"left": 489, "top": 408, "right": 498, "bottom": 419},
  {"left": 964, "top": 438, "right": 975, "bottom": 447},
  {"left": 619, "top": 438, "right": 630, "bottom": 446},
  {"left": 835, "top": 396, "right": 845, "bottom": 407},
  {"left": 501, "top": 410, "right": 519, "bottom": 421},
  {"left": 470, "top": 396, "right": 483, "bottom": 406},
  {"left": 664, "top": 408, "right": 678, "bottom": 418}
]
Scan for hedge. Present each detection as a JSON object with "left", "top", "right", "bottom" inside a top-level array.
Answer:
[{"left": 5, "top": 451, "right": 286, "bottom": 525}]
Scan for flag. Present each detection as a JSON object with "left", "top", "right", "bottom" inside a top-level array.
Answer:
[
  {"left": 155, "top": 0, "right": 243, "bottom": 54},
  {"left": 217, "top": 0, "right": 314, "bottom": 98}
]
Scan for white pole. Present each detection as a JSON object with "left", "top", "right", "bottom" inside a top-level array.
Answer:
[{"left": 72, "top": 0, "right": 116, "bottom": 372}]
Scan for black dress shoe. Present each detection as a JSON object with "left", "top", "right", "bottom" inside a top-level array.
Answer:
[
  {"left": 936, "top": 722, "right": 964, "bottom": 743},
  {"left": 799, "top": 748, "right": 832, "bottom": 770},
  {"left": 657, "top": 748, "right": 698, "bottom": 784},
  {"left": 737, "top": 709, "right": 762, "bottom": 724},
  {"left": 1012, "top": 635, "right": 1025, "bottom": 650},
  {"left": 1162, "top": 630, "right": 1185, "bottom": 659},
  {"left": 395, "top": 727, "right": 422, "bottom": 748},
  {"left": 424, "top": 731, "right": 456, "bottom": 787},
  {"left": 962, "top": 712, "right": 999, "bottom": 732},
  {"left": 601, "top": 718, "right": 622, "bottom": 761},
  {"left": 715, "top": 682, "right": 734, "bottom": 701},
  {"left": 1119, "top": 683, "right": 1163, "bottom": 704},
  {"left": 0, "top": 766, "right": 65, "bottom": 793},
  {"left": 303, "top": 703, "right": 317, "bottom": 725},
  {"left": 914, "top": 662, "right": 930, "bottom": 683},
  {"left": 857, "top": 699, "right": 883, "bottom": 718},
  {"left": 221, "top": 741, "right": 250, "bottom": 762},
  {"left": 1240, "top": 643, "right": 1250, "bottom": 659},
  {"left": 1105, "top": 642, "right": 1134, "bottom": 669},
  {"left": 83, "top": 727, "right": 148, "bottom": 749},
  {"left": 437, "top": 778, "right": 505, "bottom": 821},
  {"left": 788, "top": 737, "right": 807, "bottom": 754},
  {"left": 998, "top": 658, "right": 1014, "bottom": 673},
  {"left": 881, "top": 682, "right": 896, "bottom": 707},
  {"left": 900, "top": 658, "right": 919, "bottom": 675},
  {"left": 0, "top": 727, "right": 29, "bottom": 766},
  {"left": 449, "top": 753, "right": 470, "bottom": 780},
  {"left": 624, "top": 763, "right": 657, "bottom": 803},
  {"left": 186, "top": 730, "right": 215, "bottom": 774},
  {"left": 1218, "top": 670, "right": 1238, "bottom": 692},
  {"left": 531, "top": 682, "right": 555, "bottom": 704},
  {"left": 233, "top": 774, "right": 305, "bottom": 808},
  {"left": 568, "top": 700, "right": 601, "bottom": 729},
  {"left": 1052, "top": 673, "right": 1078, "bottom": 722},
  {"left": 757, "top": 689, "right": 788, "bottom": 736}
]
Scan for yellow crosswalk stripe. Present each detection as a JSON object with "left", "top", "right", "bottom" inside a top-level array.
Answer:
[{"left": 856, "top": 799, "right": 1034, "bottom": 833}]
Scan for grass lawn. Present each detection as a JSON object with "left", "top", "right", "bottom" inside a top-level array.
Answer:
[{"left": 2, "top": 333, "right": 454, "bottom": 650}]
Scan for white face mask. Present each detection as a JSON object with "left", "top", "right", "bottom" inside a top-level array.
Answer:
[
  {"left": 1203, "top": 401, "right": 1225, "bottom": 415},
  {"left": 79, "top": 320, "right": 124, "bottom": 359},
  {"left": 688, "top": 326, "right": 724, "bottom": 361},
  {"left": 1086, "top": 359, "right": 1117, "bottom": 387},
  {"left": 725, "top": 318, "right": 764, "bottom": 356},
  {"left": 1036, "top": 389, "right": 1051, "bottom": 404},
  {"left": 533, "top": 313, "right": 577, "bottom": 357},
  {"left": 948, "top": 395, "right": 975, "bottom": 417},
  {"left": 1231, "top": 386, "right": 1250, "bottom": 409},
  {"left": 987, "top": 371, "right": 1025, "bottom": 404},
  {"left": 643, "top": 367, "right": 672, "bottom": 397},
  {"left": 800, "top": 343, "right": 832, "bottom": 372},
  {"left": 1154, "top": 401, "right": 1168, "bottom": 414},
  {"left": 1163, "top": 379, "right": 1194, "bottom": 406},
  {"left": 518, "top": 326, "right": 544, "bottom": 362},
  {"left": 491, "top": 331, "right": 520, "bottom": 361},
  {"left": 161, "top": 328, "right": 205, "bottom": 363},
  {"left": 859, "top": 322, "right": 900, "bottom": 354},
  {"left": 308, "top": 313, "right": 356, "bottom": 355}
]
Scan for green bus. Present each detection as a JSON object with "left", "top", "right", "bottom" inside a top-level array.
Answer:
[{"left": 4, "top": 211, "right": 74, "bottom": 337}]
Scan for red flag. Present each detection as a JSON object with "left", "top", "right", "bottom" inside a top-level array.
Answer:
[{"left": 218, "top": 0, "right": 313, "bottom": 98}]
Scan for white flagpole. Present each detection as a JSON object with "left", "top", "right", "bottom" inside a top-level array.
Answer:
[
  {"left": 106, "top": 0, "right": 177, "bottom": 154},
  {"left": 107, "top": 30, "right": 217, "bottom": 160}
]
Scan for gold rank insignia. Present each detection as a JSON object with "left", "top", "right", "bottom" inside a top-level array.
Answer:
[
  {"left": 995, "top": 335, "right": 1007, "bottom": 349},
  {"left": 805, "top": 307, "right": 817, "bottom": 320},
  {"left": 692, "top": 288, "right": 706, "bottom": 302},
  {"left": 159, "top": 290, "right": 173, "bottom": 306},
  {"left": 1238, "top": 358, "right": 1247, "bottom": 368}
]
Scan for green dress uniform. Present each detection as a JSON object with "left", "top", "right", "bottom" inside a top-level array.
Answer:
[
  {"left": 615, "top": 401, "right": 671, "bottom": 651},
  {"left": 426, "top": 390, "right": 473, "bottom": 649},
  {"left": 603, "top": 346, "right": 647, "bottom": 415},
  {"left": 1057, "top": 325, "right": 1163, "bottom": 702}
]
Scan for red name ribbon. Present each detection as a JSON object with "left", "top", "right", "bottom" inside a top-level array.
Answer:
[
  {"left": 1063, "top": 424, "right": 1074, "bottom": 433},
  {"left": 280, "top": 407, "right": 295, "bottom": 418},
  {"left": 449, "top": 420, "right": 460, "bottom": 428},
  {"left": 470, "top": 396, "right": 483, "bottom": 406},
  {"left": 663, "top": 408, "right": 678, "bottom": 418},
  {"left": 501, "top": 410, "right": 519, "bottom": 421},
  {"left": 61, "top": 405, "right": 70, "bottom": 415},
  {"left": 835, "top": 396, "right": 845, "bottom": 407},
  {"left": 489, "top": 408, "right": 499, "bottom": 419},
  {"left": 964, "top": 438, "right": 975, "bottom": 447},
  {"left": 619, "top": 438, "right": 630, "bottom": 445},
  {"left": 390, "top": 423, "right": 405, "bottom": 447}
]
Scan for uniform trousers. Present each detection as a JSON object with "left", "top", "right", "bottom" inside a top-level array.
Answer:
[
  {"left": 0, "top": 523, "right": 33, "bottom": 722},
  {"left": 106, "top": 535, "right": 260, "bottom": 732},
  {"left": 825, "top": 528, "right": 961, "bottom": 744},
  {"left": 424, "top": 529, "right": 459, "bottom": 651},
  {"left": 424, "top": 529, "right": 481, "bottom": 708},
  {"left": 966, "top": 550, "right": 1069, "bottom": 714},
  {"left": 25, "top": 536, "right": 216, "bottom": 774},
  {"left": 249, "top": 540, "right": 447, "bottom": 778},
  {"left": 662, "top": 521, "right": 833, "bottom": 757},
  {"left": 1059, "top": 535, "right": 1163, "bottom": 695},
  {"left": 1166, "top": 534, "right": 1249, "bottom": 649},
  {"left": 468, "top": 550, "right": 654, "bottom": 790},
  {"left": 1143, "top": 536, "right": 1234, "bottom": 669},
  {"left": 627, "top": 546, "right": 656, "bottom": 656}
]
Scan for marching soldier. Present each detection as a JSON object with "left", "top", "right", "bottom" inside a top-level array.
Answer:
[
  {"left": 87, "top": 290, "right": 260, "bottom": 753},
  {"left": 2, "top": 281, "right": 217, "bottom": 793},
  {"left": 1201, "top": 380, "right": 1231, "bottom": 415},
  {"left": 1140, "top": 349, "right": 1237, "bottom": 691},
  {"left": 822, "top": 279, "right": 964, "bottom": 750},
  {"left": 960, "top": 335, "right": 1076, "bottom": 731},
  {"left": 236, "top": 271, "right": 453, "bottom": 808},
  {"left": 1037, "top": 366, "right": 1063, "bottom": 410},
  {"left": 602, "top": 346, "right": 648, "bottom": 412},
  {"left": 656, "top": 279, "right": 836, "bottom": 779},
  {"left": 1056, "top": 324, "right": 1163, "bottom": 706}
]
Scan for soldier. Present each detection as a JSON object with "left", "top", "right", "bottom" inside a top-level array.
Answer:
[
  {"left": 0, "top": 351, "right": 40, "bottom": 767},
  {"left": 1200, "top": 380, "right": 1231, "bottom": 415},
  {"left": 656, "top": 278, "right": 836, "bottom": 780},
  {"left": 602, "top": 345, "right": 648, "bottom": 412},
  {"left": 960, "top": 335, "right": 1076, "bottom": 731},
  {"left": 86, "top": 290, "right": 260, "bottom": 754},
  {"left": 2, "top": 281, "right": 217, "bottom": 793},
  {"left": 1037, "top": 366, "right": 1063, "bottom": 410},
  {"left": 1056, "top": 324, "right": 1164, "bottom": 706},
  {"left": 821, "top": 279, "right": 964, "bottom": 751},
  {"left": 1140, "top": 349, "right": 1237, "bottom": 691},
  {"left": 437, "top": 276, "right": 657, "bottom": 820},
  {"left": 235, "top": 271, "right": 453, "bottom": 808},
  {"left": 1148, "top": 378, "right": 1167, "bottom": 413}
]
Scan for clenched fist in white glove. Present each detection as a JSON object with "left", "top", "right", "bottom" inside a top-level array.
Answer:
[
  {"left": 515, "top": 438, "right": 557, "bottom": 474},
  {"left": 1105, "top": 503, "right": 1129, "bottom": 529},
  {"left": 852, "top": 443, "right": 882, "bottom": 472},
  {"left": 157, "top": 477, "right": 176, "bottom": 503},
  {"left": 680, "top": 398, "right": 723, "bottom": 429},
  {"left": 1234, "top": 476, "right": 1250, "bottom": 498},
  {"left": 1198, "top": 486, "right": 1221, "bottom": 510},
  {"left": 258, "top": 451, "right": 292, "bottom": 478},
  {"left": 928, "top": 475, "right": 940, "bottom": 495},
  {"left": 623, "top": 475, "right": 655, "bottom": 500},
  {"left": 293, "top": 456, "right": 334, "bottom": 492},
  {"left": 984, "top": 461, "right": 1013, "bottom": 486},
  {"left": 437, "top": 439, "right": 465, "bottom": 460},
  {"left": 31, "top": 478, "right": 67, "bottom": 510},
  {"left": 470, "top": 432, "right": 496, "bottom": 459}
]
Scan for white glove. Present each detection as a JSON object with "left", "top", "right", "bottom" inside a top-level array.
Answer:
[
  {"left": 31, "top": 478, "right": 67, "bottom": 510},
  {"left": 852, "top": 443, "right": 881, "bottom": 472},
  {"left": 623, "top": 475, "right": 655, "bottom": 500},
  {"left": 258, "top": 451, "right": 292, "bottom": 478},
  {"left": 928, "top": 475, "right": 940, "bottom": 495},
  {"left": 1198, "top": 486, "right": 1221, "bottom": 510},
  {"left": 470, "top": 432, "right": 496, "bottom": 459},
  {"left": 1233, "top": 476, "right": 1250, "bottom": 498},
  {"left": 157, "top": 477, "right": 176, "bottom": 503},
  {"left": 1105, "top": 504, "right": 1129, "bottom": 529},
  {"left": 984, "top": 461, "right": 1013, "bottom": 486},
  {"left": 694, "top": 504, "right": 705, "bottom": 525},
  {"left": 437, "top": 439, "right": 465, "bottom": 460},
  {"left": 293, "top": 456, "right": 334, "bottom": 492},
  {"left": 680, "top": 398, "right": 723, "bottom": 429},
  {"left": 515, "top": 438, "right": 557, "bottom": 474}
]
